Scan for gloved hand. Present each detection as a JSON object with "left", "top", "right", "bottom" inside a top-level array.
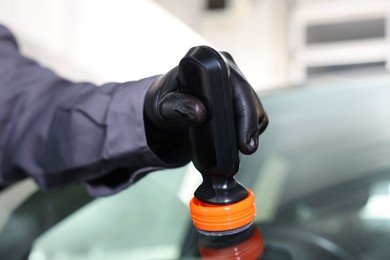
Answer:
[{"left": 144, "top": 47, "right": 268, "bottom": 163}]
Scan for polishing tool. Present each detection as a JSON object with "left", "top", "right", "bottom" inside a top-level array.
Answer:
[{"left": 179, "top": 46, "right": 256, "bottom": 236}]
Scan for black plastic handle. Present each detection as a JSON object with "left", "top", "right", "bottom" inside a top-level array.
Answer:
[{"left": 179, "top": 46, "right": 248, "bottom": 204}]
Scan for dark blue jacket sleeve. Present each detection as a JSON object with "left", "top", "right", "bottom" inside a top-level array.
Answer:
[{"left": 0, "top": 24, "right": 188, "bottom": 196}]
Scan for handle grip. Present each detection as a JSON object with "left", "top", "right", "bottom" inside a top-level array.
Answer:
[{"left": 179, "top": 46, "right": 248, "bottom": 204}]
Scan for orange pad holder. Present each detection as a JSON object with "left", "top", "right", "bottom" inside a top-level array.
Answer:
[{"left": 190, "top": 189, "right": 256, "bottom": 232}]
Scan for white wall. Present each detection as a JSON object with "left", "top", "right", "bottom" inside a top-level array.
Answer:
[
  {"left": 154, "top": 0, "right": 290, "bottom": 91},
  {"left": 0, "top": 0, "right": 209, "bottom": 84}
]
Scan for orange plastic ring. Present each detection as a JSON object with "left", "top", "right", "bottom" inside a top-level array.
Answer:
[{"left": 189, "top": 189, "right": 256, "bottom": 232}]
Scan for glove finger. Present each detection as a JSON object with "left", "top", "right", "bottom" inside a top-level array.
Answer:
[
  {"left": 248, "top": 110, "right": 268, "bottom": 154},
  {"left": 220, "top": 51, "right": 246, "bottom": 78},
  {"left": 160, "top": 92, "right": 207, "bottom": 128},
  {"left": 253, "top": 88, "right": 269, "bottom": 135},
  {"left": 231, "top": 77, "right": 260, "bottom": 155},
  {"left": 258, "top": 113, "right": 269, "bottom": 135},
  {"left": 224, "top": 51, "right": 268, "bottom": 154}
]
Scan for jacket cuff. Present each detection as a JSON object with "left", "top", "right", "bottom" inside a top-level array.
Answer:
[{"left": 83, "top": 76, "right": 188, "bottom": 196}]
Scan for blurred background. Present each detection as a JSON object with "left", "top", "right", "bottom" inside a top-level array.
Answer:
[
  {"left": 156, "top": 0, "right": 390, "bottom": 90},
  {"left": 0, "top": 0, "right": 389, "bottom": 92}
]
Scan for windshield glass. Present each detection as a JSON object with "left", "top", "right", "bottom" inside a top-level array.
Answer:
[{"left": 29, "top": 167, "right": 196, "bottom": 260}]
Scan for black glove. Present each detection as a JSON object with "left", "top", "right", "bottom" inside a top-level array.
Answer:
[{"left": 144, "top": 47, "right": 268, "bottom": 163}]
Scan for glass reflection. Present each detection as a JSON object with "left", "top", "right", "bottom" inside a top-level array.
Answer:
[{"left": 197, "top": 225, "right": 292, "bottom": 260}]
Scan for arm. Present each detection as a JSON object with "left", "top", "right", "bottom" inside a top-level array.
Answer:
[{"left": 0, "top": 25, "right": 187, "bottom": 196}]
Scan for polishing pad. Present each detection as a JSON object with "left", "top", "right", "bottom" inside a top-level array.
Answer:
[{"left": 190, "top": 189, "right": 256, "bottom": 235}]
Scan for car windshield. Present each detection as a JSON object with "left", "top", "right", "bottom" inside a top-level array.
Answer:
[
  {"left": 29, "top": 167, "right": 194, "bottom": 260},
  {"left": 10, "top": 75, "right": 387, "bottom": 260}
]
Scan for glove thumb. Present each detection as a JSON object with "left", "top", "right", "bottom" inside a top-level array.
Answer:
[{"left": 158, "top": 92, "right": 207, "bottom": 129}]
